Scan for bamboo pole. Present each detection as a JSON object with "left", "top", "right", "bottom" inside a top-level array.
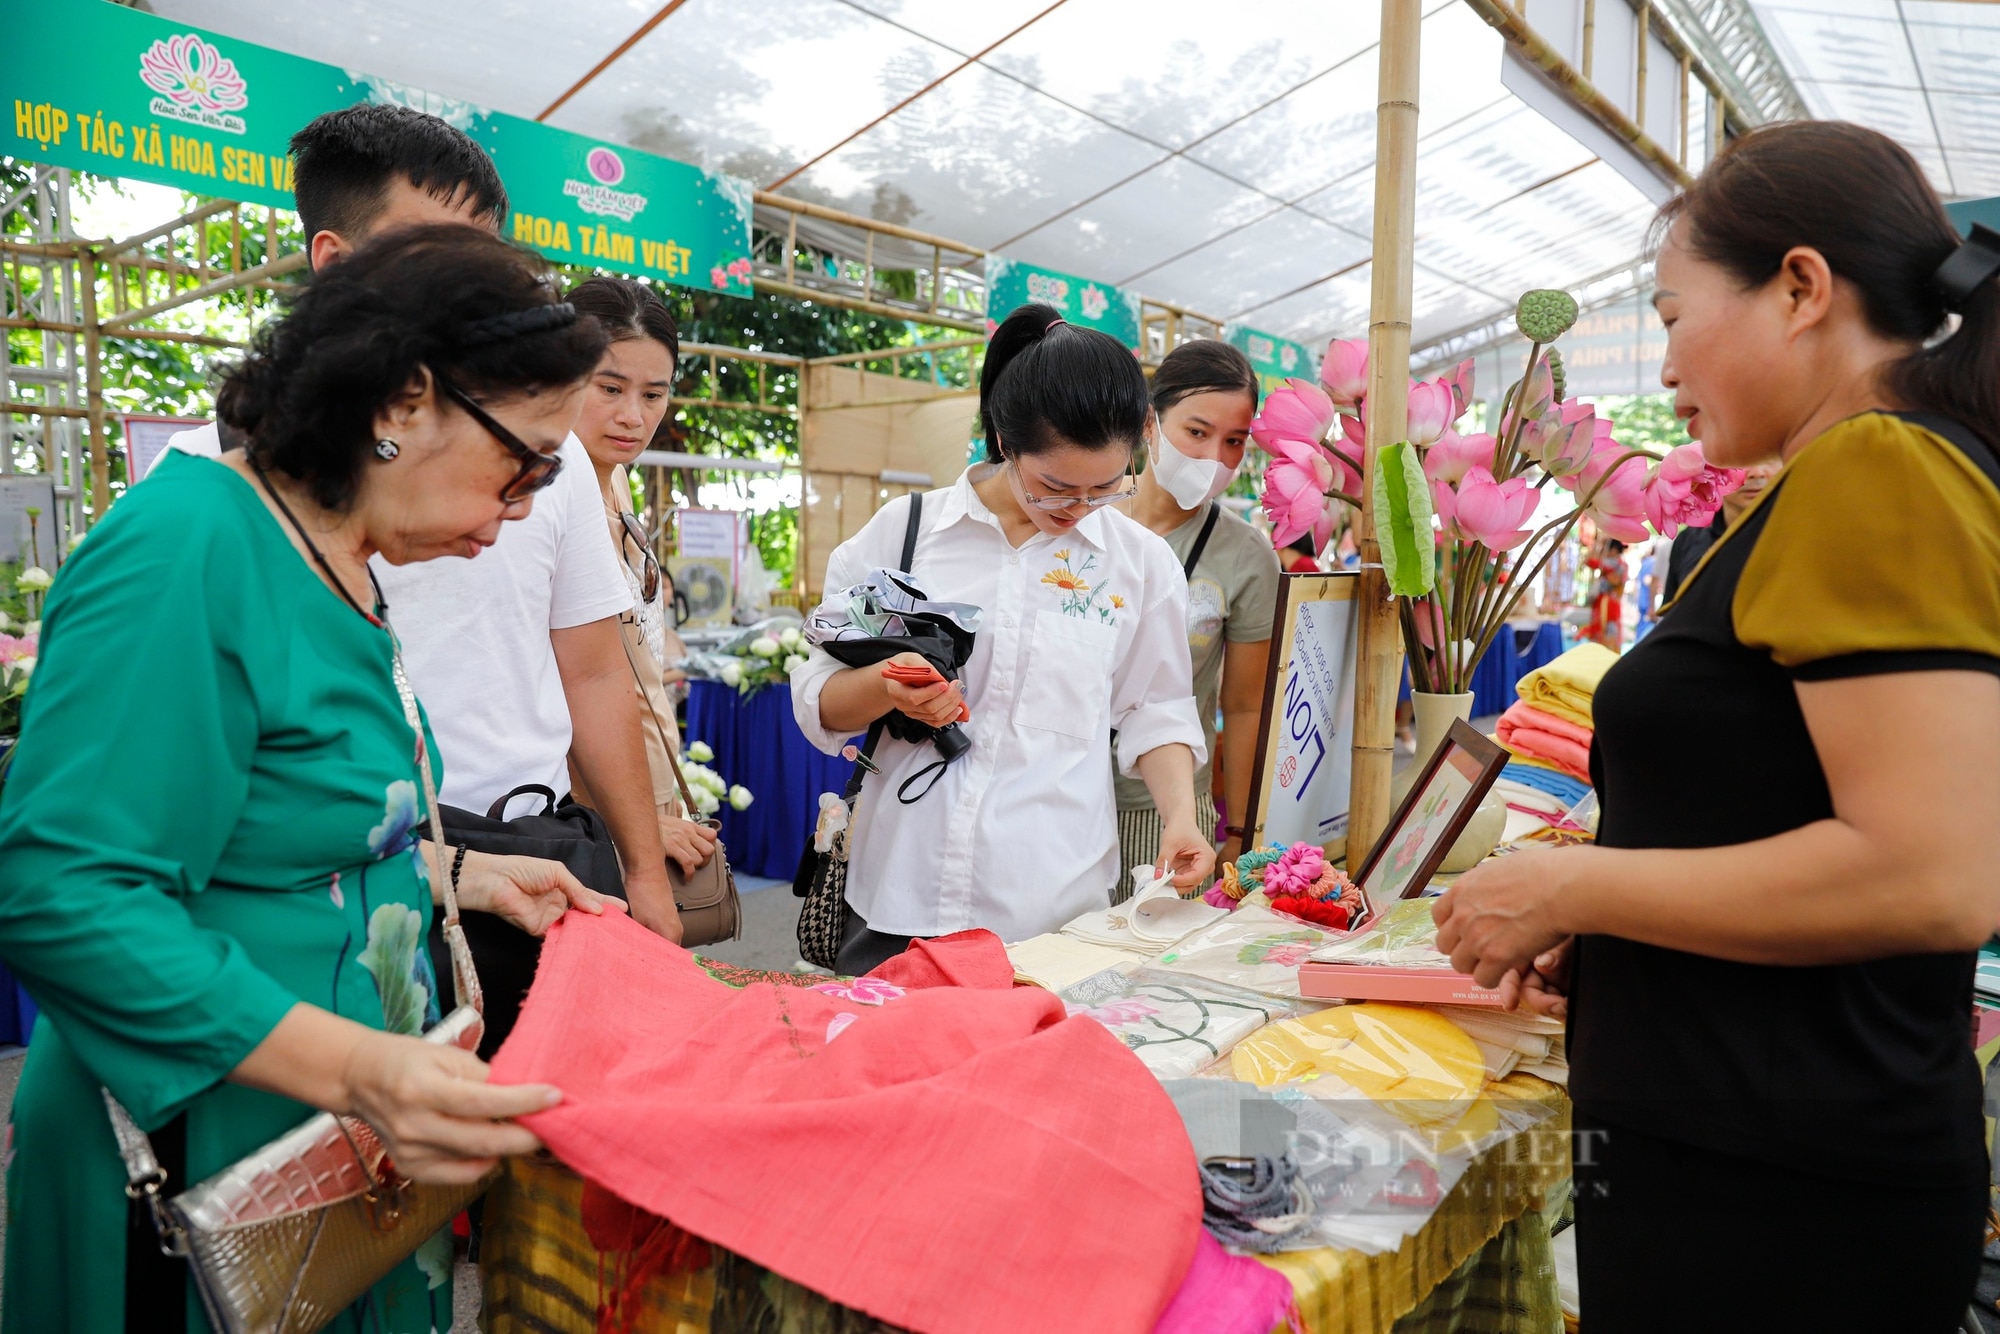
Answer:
[
  {"left": 79, "top": 255, "right": 109, "bottom": 526},
  {"left": 1348, "top": 0, "right": 1422, "bottom": 864}
]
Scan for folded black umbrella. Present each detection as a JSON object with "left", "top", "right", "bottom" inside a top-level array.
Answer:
[{"left": 806, "top": 570, "right": 982, "bottom": 761}]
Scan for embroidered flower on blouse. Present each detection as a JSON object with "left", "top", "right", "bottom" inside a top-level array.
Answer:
[
  {"left": 367, "top": 780, "right": 420, "bottom": 859},
  {"left": 1042, "top": 549, "right": 1123, "bottom": 624},
  {"left": 328, "top": 872, "right": 344, "bottom": 910},
  {"left": 811, "top": 976, "right": 905, "bottom": 1006}
]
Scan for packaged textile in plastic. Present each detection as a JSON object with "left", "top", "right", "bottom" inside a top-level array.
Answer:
[
  {"left": 1062, "top": 968, "right": 1303, "bottom": 1080},
  {"left": 1230, "top": 1003, "right": 1486, "bottom": 1128},
  {"left": 1305, "top": 897, "right": 1454, "bottom": 968},
  {"left": 1005, "top": 934, "right": 1144, "bottom": 993},
  {"left": 1160, "top": 1075, "right": 1556, "bottom": 1256},
  {"left": 1149, "top": 904, "right": 1340, "bottom": 998}
]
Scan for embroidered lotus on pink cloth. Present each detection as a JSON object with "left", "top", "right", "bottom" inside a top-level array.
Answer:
[
  {"left": 811, "top": 975, "right": 906, "bottom": 1006},
  {"left": 139, "top": 34, "right": 248, "bottom": 112}
]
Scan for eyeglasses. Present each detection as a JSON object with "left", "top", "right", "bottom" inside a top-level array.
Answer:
[
  {"left": 1006, "top": 460, "right": 1138, "bottom": 512},
  {"left": 436, "top": 374, "right": 564, "bottom": 503},
  {"left": 618, "top": 510, "right": 661, "bottom": 603}
]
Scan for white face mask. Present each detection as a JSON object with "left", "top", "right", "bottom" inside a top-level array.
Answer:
[{"left": 1149, "top": 421, "right": 1238, "bottom": 510}]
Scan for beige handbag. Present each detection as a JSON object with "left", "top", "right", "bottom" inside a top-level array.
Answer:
[
  {"left": 103, "top": 638, "right": 493, "bottom": 1334},
  {"left": 655, "top": 708, "right": 743, "bottom": 949},
  {"left": 620, "top": 587, "right": 742, "bottom": 948}
]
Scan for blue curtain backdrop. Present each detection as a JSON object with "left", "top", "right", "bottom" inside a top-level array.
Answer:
[{"left": 685, "top": 680, "right": 857, "bottom": 881}]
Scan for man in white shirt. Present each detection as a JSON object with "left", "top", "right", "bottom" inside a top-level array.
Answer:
[{"left": 160, "top": 104, "right": 691, "bottom": 939}]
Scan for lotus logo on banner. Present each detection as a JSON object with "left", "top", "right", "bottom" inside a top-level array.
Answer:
[
  {"left": 139, "top": 33, "right": 248, "bottom": 135},
  {"left": 564, "top": 145, "right": 648, "bottom": 222}
]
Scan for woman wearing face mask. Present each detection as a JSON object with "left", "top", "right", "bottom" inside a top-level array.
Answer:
[
  {"left": 1433, "top": 123, "right": 2000, "bottom": 1329},
  {"left": 792, "top": 303, "right": 1214, "bottom": 974},
  {"left": 562, "top": 276, "right": 712, "bottom": 879},
  {"left": 1114, "top": 341, "right": 1279, "bottom": 891}
]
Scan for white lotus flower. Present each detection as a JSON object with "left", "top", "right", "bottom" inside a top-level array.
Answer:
[
  {"left": 783, "top": 653, "right": 807, "bottom": 674},
  {"left": 720, "top": 660, "right": 742, "bottom": 687},
  {"left": 687, "top": 740, "right": 715, "bottom": 763},
  {"left": 748, "top": 636, "right": 781, "bottom": 659},
  {"left": 728, "top": 784, "right": 753, "bottom": 811},
  {"left": 16, "top": 567, "right": 51, "bottom": 593},
  {"left": 779, "top": 626, "right": 804, "bottom": 652}
]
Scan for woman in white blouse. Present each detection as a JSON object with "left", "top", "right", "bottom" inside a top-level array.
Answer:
[{"left": 793, "top": 303, "right": 1214, "bottom": 973}]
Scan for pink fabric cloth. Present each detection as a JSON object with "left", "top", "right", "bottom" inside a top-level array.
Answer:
[
  {"left": 1151, "top": 1234, "right": 1299, "bottom": 1334},
  {"left": 1495, "top": 701, "right": 1593, "bottom": 781},
  {"left": 491, "top": 913, "right": 1203, "bottom": 1334}
]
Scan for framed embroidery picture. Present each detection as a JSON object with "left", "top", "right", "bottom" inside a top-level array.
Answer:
[{"left": 1352, "top": 720, "right": 1506, "bottom": 901}]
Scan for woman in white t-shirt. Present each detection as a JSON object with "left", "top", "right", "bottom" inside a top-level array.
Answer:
[
  {"left": 792, "top": 303, "right": 1213, "bottom": 974},
  {"left": 562, "top": 277, "right": 713, "bottom": 879}
]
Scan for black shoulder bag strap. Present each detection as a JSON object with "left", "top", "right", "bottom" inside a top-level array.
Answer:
[
  {"left": 1182, "top": 503, "right": 1221, "bottom": 581},
  {"left": 810, "top": 492, "right": 925, "bottom": 871}
]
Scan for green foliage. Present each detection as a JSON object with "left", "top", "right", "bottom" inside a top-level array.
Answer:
[
  {"left": 551, "top": 254, "right": 976, "bottom": 589},
  {"left": 1596, "top": 393, "right": 1689, "bottom": 455}
]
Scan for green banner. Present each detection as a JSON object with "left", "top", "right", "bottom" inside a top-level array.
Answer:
[
  {"left": 984, "top": 255, "right": 1141, "bottom": 349},
  {"left": 1225, "top": 323, "right": 1318, "bottom": 392},
  {"left": 2, "top": 1, "right": 753, "bottom": 294}
]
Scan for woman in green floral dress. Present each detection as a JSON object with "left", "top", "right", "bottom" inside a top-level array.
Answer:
[{"left": 0, "top": 227, "right": 612, "bottom": 1332}]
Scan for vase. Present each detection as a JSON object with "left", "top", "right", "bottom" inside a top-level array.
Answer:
[{"left": 1393, "top": 691, "right": 1506, "bottom": 875}]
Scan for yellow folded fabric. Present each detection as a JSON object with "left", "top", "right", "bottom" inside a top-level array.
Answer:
[
  {"left": 1514, "top": 642, "right": 1619, "bottom": 729},
  {"left": 1230, "top": 1003, "right": 1487, "bottom": 1127}
]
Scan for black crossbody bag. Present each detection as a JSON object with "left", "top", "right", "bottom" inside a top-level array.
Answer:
[{"left": 791, "top": 491, "right": 924, "bottom": 968}]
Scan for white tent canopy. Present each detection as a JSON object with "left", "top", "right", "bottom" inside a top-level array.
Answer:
[
  {"left": 152, "top": 0, "right": 1666, "bottom": 349},
  {"left": 1753, "top": 0, "right": 2000, "bottom": 199},
  {"left": 146, "top": 0, "right": 2000, "bottom": 351}
]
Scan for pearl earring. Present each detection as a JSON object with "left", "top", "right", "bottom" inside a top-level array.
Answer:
[{"left": 374, "top": 439, "right": 400, "bottom": 461}]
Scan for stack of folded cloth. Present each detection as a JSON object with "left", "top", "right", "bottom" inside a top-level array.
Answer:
[{"left": 1497, "top": 640, "right": 1617, "bottom": 781}]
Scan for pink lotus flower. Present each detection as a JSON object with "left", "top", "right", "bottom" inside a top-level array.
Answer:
[
  {"left": 710, "top": 266, "right": 731, "bottom": 289},
  {"left": 1251, "top": 379, "right": 1336, "bottom": 451},
  {"left": 1320, "top": 338, "right": 1369, "bottom": 412},
  {"left": 1563, "top": 439, "right": 1650, "bottom": 543},
  {"left": 1261, "top": 437, "right": 1339, "bottom": 548},
  {"left": 1642, "top": 443, "right": 1744, "bottom": 537},
  {"left": 1422, "top": 429, "right": 1496, "bottom": 485},
  {"left": 1441, "top": 359, "right": 1476, "bottom": 422},
  {"left": 0, "top": 633, "right": 36, "bottom": 665},
  {"left": 1507, "top": 358, "right": 1556, "bottom": 426},
  {"left": 1530, "top": 401, "right": 1598, "bottom": 478},
  {"left": 1265, "top": 843, "right": 1328, "bottom": 896},
  {"left": 1435, "top": 467, "right": 1537, "bottom": 551},
  {"left": 1406, "top": 380, "right": 1457, "bottom": 447}
]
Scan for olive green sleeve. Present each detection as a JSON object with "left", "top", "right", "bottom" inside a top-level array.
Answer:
[
  {"left": 1734, "top": 414, "right": 2000, "bottom": 678},
  {"left": 0, "top": 486, "right": 298, "bottom": 1126}
]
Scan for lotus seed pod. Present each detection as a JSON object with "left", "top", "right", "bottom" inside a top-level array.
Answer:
[
  {"left": 1547, "top": 348, "right": 1568, "bottom": 403},
  {"left": 1515, "top": 289, "right": 1579, "bottom": 343}
]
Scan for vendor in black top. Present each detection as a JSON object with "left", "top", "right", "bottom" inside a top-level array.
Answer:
[{"left": 1433, "top": 121, "right": 2000, "bottom": 1332}]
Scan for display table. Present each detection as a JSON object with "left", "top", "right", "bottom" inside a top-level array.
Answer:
[
  {"left": 479, "top": 960, "right": 1570, "bottom": 1334},
  {"left": 1469, "top": 622, "right": 1566, "bottom": 719},
  {"left": 683, "top": 680, "right": 856, "bottom": 880}
]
